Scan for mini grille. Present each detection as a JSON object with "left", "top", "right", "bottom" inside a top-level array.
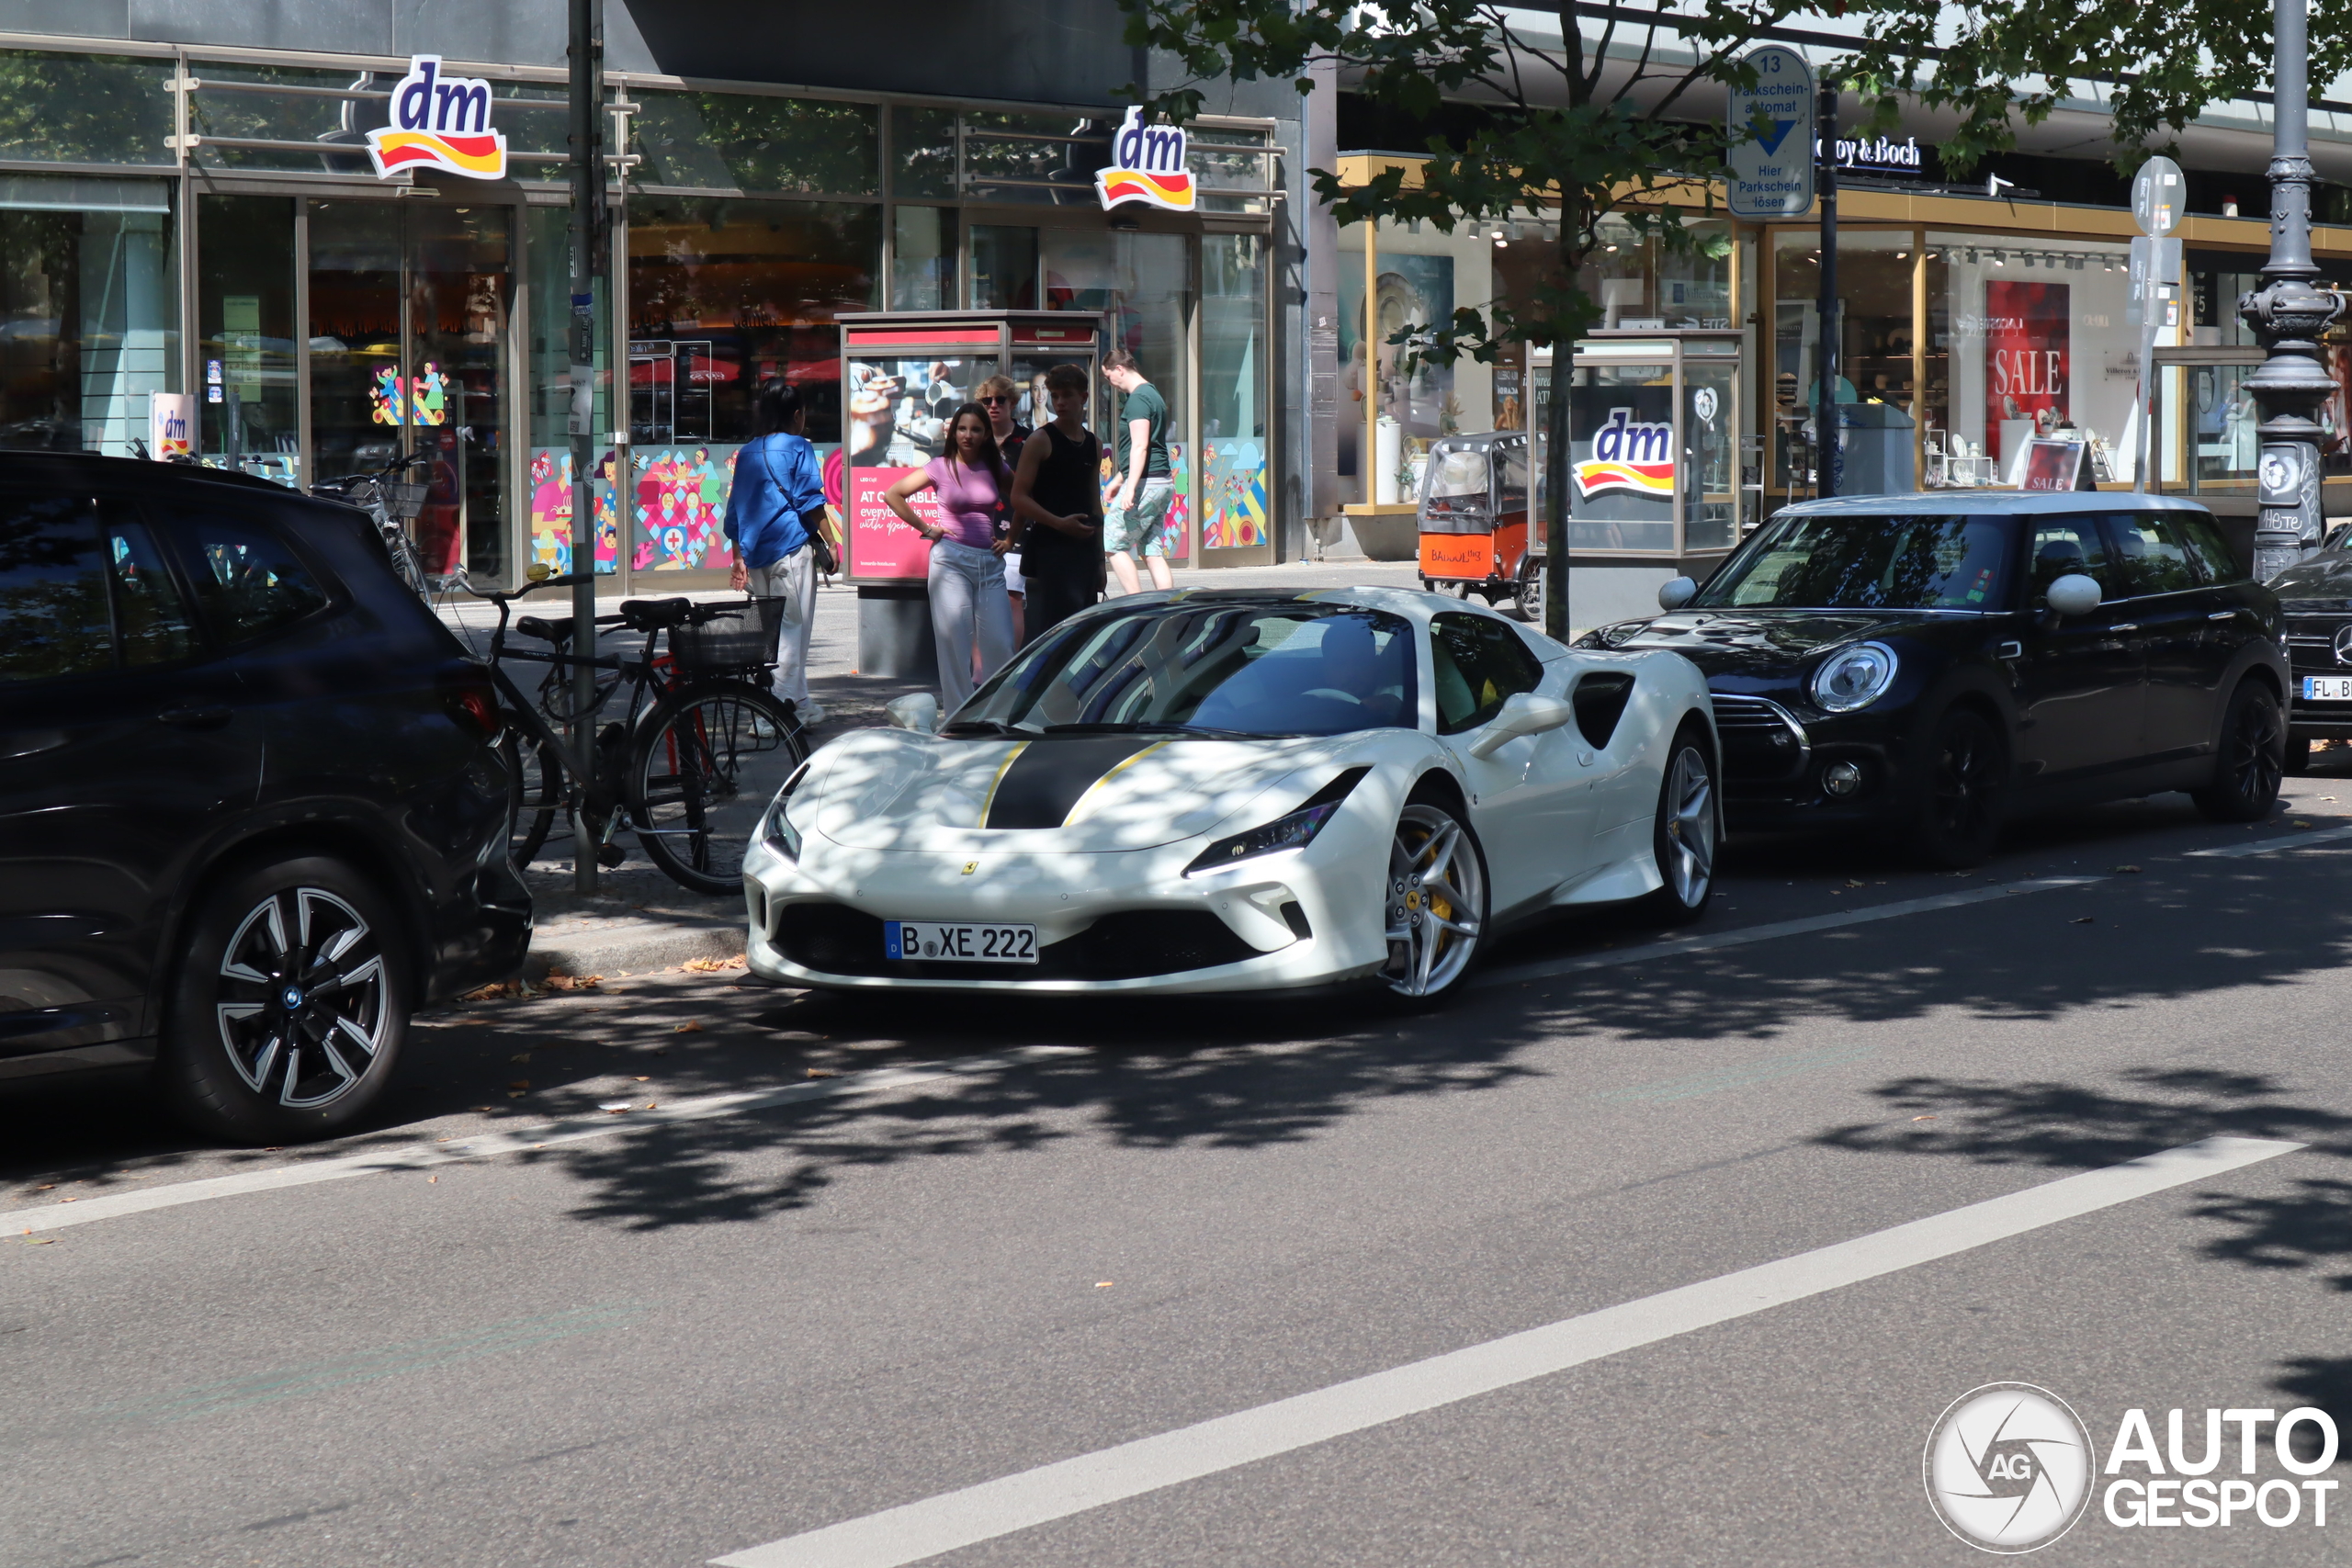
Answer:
[{"left": 1710, "top": 694, "right": 1810, "bottom": 783}]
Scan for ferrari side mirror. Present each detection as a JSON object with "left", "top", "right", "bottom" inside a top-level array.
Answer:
[
  {"left": 886, "top": 692, "right": 941, "bottom": 733},
  {"left": 1468, "top": 692, "right": 1577, "bottom": 759},
  {"left": 1657, "top": 576, "right": 1698, "bottom": 612}
]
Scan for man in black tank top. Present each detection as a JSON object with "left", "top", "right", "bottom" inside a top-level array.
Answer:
[{"left": 1008, "top": 363, "right": 1105, "bottom": 643}]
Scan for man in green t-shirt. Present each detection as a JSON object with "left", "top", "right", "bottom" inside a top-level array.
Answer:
[{"left": 1102, "top": 349, "right": 1175, "bottom": 592}]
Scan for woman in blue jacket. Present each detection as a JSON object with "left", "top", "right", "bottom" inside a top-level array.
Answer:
[{"left": 725, "top": 380, "right": 828, "bottom": 725}]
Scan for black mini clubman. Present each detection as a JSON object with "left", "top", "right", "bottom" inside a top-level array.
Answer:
[{"left": 1580, "top": 491, "right": 2290, "bottom": 866}]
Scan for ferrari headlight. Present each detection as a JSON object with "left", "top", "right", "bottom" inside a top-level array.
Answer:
[
  {"left": 1183, "top": 767, "right": 1369, "bottom": 877},
  {"left": 760, "top": 761, "right": 812, "bottom": 860},
  {"left": 1810, "top": 641, "right": 1898, "bottom": 714}
]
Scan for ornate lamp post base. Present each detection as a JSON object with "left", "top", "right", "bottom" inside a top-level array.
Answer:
[{"left": 2242, "top": 10, "right": 2345, "bottom": 581}]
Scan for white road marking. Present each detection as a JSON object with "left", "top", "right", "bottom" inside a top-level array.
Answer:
[
  {"left": 0, "top": 1047, "right": 1087, "bottom": 1236},
  {"left": 3, "top": 878, "right": 2115, "bottom": 1238},
  {"left": 711, "top": 1135, "right": 2301, "bottom": 1568},
  {"left": 2188, "top": 822, "right": 2352, "bottom": 857},
  {"left": 1475, "top": 874, "right": 2104, "bottom": 990}
]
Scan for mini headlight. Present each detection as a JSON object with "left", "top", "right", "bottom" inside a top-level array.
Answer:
[
  {"left": 760, "top": 761, "right": 812, "bottom": 860},
  {"left": 1810, "top": 641, "right": 1898, "bottom": 713},
  {"left": 1182, "top": 766, "right": 1370, "bottom": 877}
]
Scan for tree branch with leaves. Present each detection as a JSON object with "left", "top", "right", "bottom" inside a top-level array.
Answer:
[{"left": 1117, "top": 0, "right": 2303, "bottom": 637}]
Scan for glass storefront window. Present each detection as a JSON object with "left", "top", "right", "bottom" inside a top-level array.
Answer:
[
  {"left": 526, "top": 205, "right": 614, "bottom": 577},
  {"left": 960, "top": 111, "right": 1114, "bottom": 206},
  {"left": 1928, "top": 232, "right": 2134, "bottom": 485},
  {"left": 892, "top": 107, "right": 956, "bottom": 198},
  {"left": 890, "top": 207, "right": 956, "bottom": 310},
  {"left": 0, "top": 176, "right": 177, "bottom": 458},
  {"left": 1772, "top": 229, "right": 1915, "bottom": 491},
  {"left": 187, "top": 66, "right": 569, "bottom": 177},
  {"left": 2156, "top": 360, "right": 2260, "bottom": 493},
  {"left": 198, "top": 195, "right": 299, "bottom": 485},
  {"left": 1044, "top": 229, "right": 1193, "bottom": 557},
  {"left": 0, "top": 51, "right": 173, "bottom": 165},
  {"left": 1578, "top": 215, "right": 1730, "bottom": 329},
  {"left": 623, "top": 197, "right": 877, "bottom": 574},
  {"left": 633, "top": 92, "right": 878, "bottom": 196},
  {"left": 970, "top": 225, "right": 1038, "bottom": 309},
  {"left": 1202, "top": 233, "right": 1268, "bottom": 549}
]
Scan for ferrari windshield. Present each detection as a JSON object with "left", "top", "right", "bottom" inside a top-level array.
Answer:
[
  {"left": 950, "top": 601, "right": 1419, "bottom": 738},
  {"left": 1692, "top": 514, "right": 2013, "bottom": 611}
]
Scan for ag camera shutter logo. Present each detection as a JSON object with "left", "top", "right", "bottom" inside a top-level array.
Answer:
[{"left": 1924, "top": 1383, "right": 2094, "bottom": 1552}]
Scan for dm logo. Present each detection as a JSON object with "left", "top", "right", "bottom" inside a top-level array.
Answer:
[
  {"left": 1095, "top": 107, "right": 1194, "bottom": 212},
  {"left": 1923, "top": 1382, "right": 2094, "bottom": 1553},
  {"left": 367, "top": 56, "right": 507, "bottom": 182},
  {"left": 1571, "top": 407, "right": 1677, "bottom": 501}
]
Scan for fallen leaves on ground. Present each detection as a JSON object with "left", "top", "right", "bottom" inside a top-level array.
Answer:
[
  {"left": 542, "top": 973, "right": 604, "bottom": 991},
  {"left": 508, "top": 1052, "right": 530, "bottom": 1064},
  {"left": 1095, "top": 1281, "right": 1114, "bottom": 1288},
  {"left": 507, "top": 1079, "right": 530, "bottom": 1090},
  {"left": 682, "top": 955, "right": 747, "bottom": 973},
  {"left": 2113, "top": 864, "right": 2143, "bottom": 874},
  {"left": 635, "top": 1076, "right": 650, "bottom": 1082},
  {"left": 2293, "top": 820, "right": 2316, "bottom": 829},
  {"left": 673, "top": 1021, "right": 705, "bottom": 1033},
  {"left": 806, "top": 1067, "right": 839, "bottom": 1079}
]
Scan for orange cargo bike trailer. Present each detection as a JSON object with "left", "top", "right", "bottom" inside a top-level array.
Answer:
[{"left": 1415, "top": 429, "right": 1542, "bottom": 621}]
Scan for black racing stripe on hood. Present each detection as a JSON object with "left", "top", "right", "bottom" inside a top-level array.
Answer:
[{"left": 984, "top": 736, "right": 1160, "bottom": 829}]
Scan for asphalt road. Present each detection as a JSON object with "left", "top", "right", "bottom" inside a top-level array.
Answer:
[{"left": 9, "top": 760, "right": 2352, "bottom": 1567}]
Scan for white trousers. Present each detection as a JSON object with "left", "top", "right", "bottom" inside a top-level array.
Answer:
[
  {"left": 746, "top": 546, "right": 818, "bottom": 711},
  {"left": 928, "top": 537, "right": 1015, "bottom": 714}
]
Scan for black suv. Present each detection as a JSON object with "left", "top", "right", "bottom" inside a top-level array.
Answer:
[
  {"left": 1582, "top": 492, "right": 2290, "bottom": 865},
  {"left": 0, "top": 454, "right": 529, "bottom": 1141},
  {"left": 2267, "top": 541, "right": 2352, "bottom": 770}
]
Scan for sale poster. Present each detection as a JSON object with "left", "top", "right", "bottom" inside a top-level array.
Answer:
[
  {"left": 849, "top": 467, "right": 939, "bottom": 579},
  {"left": 1984, "top": 281, "right": 2070, "bottom": 461}
]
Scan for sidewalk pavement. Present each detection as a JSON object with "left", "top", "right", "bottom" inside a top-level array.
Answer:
[{"left": 450, "top": 556, "right": 1430, "bottom": 987}]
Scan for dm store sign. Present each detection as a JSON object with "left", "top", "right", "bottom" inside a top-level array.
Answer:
[
  {"left": 1095, "top": 107, "right": 1193, "bottom": 212},
  {"left": 366, "top": 57, "right": 508, "bottom": 181},
  {"left": 1567, "top": 393, "right": 1679, "bottom": 552}
]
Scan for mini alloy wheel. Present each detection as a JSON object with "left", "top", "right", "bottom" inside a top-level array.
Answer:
[
  {"left": 1382, "top": 802, "right": 1487, "bottom": 999},
  {"left": 2194, "top": 681, "right": 2286, "bottom": 822},
  {"left": 1916, "top": 708, "right": 2006, "bottom": 868}
]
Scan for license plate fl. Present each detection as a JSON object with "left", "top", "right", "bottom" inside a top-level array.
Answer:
[
  {"left": 2302, "top": 676, "right": 2352, "bottom": 702},
  {"left": 885, "top": 920, "right": 1038, "bottom": 964}
]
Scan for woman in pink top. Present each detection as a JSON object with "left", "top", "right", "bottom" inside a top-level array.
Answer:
[{"left": 883, "top": 402, "right": 1017, "bottom": 712}]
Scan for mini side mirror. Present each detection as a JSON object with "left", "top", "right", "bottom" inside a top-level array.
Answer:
[
  {"left": 2044, "top": 572, "right": 2103, "bottom": 618},
  {"left": 885, "top": 692, "right": 942, "bottom": 733},
  {"left": 1658, "top": 576, "right": 1698, "bottom": 612}
]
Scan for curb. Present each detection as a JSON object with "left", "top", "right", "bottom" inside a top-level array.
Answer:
[{"left": 525, "top": 913, "right": 746, "bottom": 980}]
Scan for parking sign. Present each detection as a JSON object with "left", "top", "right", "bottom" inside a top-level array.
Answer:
[{"left": 1726, "top": 46, "right": 1815, "bottom": 219}]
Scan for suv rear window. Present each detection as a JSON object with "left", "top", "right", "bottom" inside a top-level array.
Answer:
[
  {"left": 0, "top": 491, "right": 197, "bottom": 682},
  {"left": 166, "top": 509, "right": 330, "bottom": 644}
]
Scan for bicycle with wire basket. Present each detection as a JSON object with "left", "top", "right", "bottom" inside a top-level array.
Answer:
[
  {"left": 311, "top": 451, "right": 433, "bottom": 598},
  {"left": 471, "top": 571, "right": 810, "bottom": 896}
]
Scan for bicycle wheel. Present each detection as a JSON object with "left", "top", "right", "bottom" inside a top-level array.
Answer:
[
  {"left": 501, "top": 731, "right": 566, "bottom": 868},
  {"left": 628, "top": 682, "right": 807, "bottom": 895},
  {"left": 383, "top": 524, "right": 429, "bottom": 599}
]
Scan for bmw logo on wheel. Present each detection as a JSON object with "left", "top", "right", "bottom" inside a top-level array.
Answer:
[{"left": 1923, "top": 1382, "right": 2094, "bottom": 1552}]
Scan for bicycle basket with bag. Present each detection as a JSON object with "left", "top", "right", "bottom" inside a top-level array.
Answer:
[{"left": 667, "top": 596, "right": 787, "bottom": 675}]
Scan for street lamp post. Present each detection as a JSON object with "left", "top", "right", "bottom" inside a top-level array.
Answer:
[{"left": 2242, "top": 0, "right": 2344, "bottom": 581}]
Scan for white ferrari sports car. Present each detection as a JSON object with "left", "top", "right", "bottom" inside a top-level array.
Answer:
[{"left": 742, "top": 587, "right": 1717, "bottom": 1001}]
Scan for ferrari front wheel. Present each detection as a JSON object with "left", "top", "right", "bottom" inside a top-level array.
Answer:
[{"left": 1382, "top": 800, "right": 1487, "bottom": 1001}]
